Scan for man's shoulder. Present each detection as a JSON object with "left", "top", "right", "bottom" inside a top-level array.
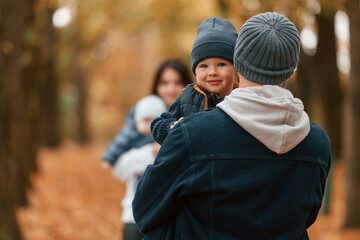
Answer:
[
  {"left": 179, "top": 108, "right": 241, "bottom": 142},
  {"left": 292, "top": 122, "right": 331, "bottom": 166},
  {"left": 308, "top": 122, "right": 331, "bottom": 147},
  {"left": 182, "top": 108, "right": 231, "bottom": 127}
]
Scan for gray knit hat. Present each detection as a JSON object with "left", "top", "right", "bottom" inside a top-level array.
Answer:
[
  {"left": 234, "top": 12, "right": 300, "bottom": 85},
  {"left": 191, "top": 17, "right": 238, "bottom": 74},
  {"left": 134, "top": 95, "right": 167, "bottom": 122}
]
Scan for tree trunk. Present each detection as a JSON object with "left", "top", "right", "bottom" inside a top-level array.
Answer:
[
  {"left": 216, "top": 0, "right": 229, "bottom": 17},
  {"left": 293, "top": 49, "right": 316, "bottom": 117},
  {"left": 0, "top": 0, "right": 33, "bottom": 238},
  {"left": 74, "top": 67, "right": 89, "bottom": 142},
  {"left": 344, "top": 0, "right": 360, "bottom": 228},
  {"left": 38, "top": 7, "right": 61, "bottom": 147},
  {"left": 314, "top": 11, "right": 343, "bottom": 157}
]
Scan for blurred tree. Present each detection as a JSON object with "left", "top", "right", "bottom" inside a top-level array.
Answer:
[
  {"left": 216, "top": 0, "right": 230, "bottom": 17},
  {"left": 295, "top": 49, "right": 317, "bottom": 116},
  {"left": 314, "top": 2, "right": 342, "bottom": 158},
  {"left": 55, "top": 0, "right": 117, "bottom": 140},
  {"left": 0, "top": 0, "right": 34, "bottom": 238},
  {"left": 21, "top": 1, "right": 60, "bottom": 148},
  {"left": 74, "top": 66, "right": 88, "bottom": 142},
  {"left": 38, "top": 6, "right": 61, "bottom": 147},
  {"left": 286, "top": 1, "right": 317, "bottom": 112},
  {"left": 344, "top": 0, "right": 360, "bottom": 228}
]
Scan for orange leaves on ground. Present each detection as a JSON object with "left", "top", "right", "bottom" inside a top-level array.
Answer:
[
  {"left": 16, "top": 142, "right": 126, "bottom": 240},
  {"left": 307, "top": 161, "right": 360, "bottom": 240}
]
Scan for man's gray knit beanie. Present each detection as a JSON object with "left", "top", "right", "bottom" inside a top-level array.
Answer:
[
  {"left": 191, "top": 17, "right": 238, "bottom": 75},
  {"left": 234, "top": 12, "right": 300, "bottom": 85}
]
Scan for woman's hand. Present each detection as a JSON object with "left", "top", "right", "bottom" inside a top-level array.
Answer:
[{"left": 152, "top": 142, "right": 161, "bottom": 156}]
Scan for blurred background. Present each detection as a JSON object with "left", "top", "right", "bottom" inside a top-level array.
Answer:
[{"left": 1, "top": 0, "right": 359, "bottom": 239}]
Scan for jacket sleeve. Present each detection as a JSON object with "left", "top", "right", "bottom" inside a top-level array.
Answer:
[
  {"left": 306, "top": 155, "right": 332, "bottom": 228},
  {"left": 133, "top": 124, "right": 191, "bottom": 234},
  {"left": 102, "top": 107, "right": 144, "bottom": 165},
  {"left": 150, "top": 96, "right": 182, "bottom": 145}
]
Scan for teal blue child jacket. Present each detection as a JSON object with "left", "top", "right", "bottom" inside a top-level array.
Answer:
[{"left": 102, "top": 107, "right": 153, "bottom": 165}]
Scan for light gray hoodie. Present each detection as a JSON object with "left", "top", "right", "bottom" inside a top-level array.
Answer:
[{"left": 217, "top": 85, "right": 310, "bottom": 154}]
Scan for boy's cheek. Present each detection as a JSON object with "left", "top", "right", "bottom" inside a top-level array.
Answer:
[{"left": 136, "top": 119, "right": 153, "bottom": 135}]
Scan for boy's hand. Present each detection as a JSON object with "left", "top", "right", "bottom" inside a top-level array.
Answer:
[{"left": 170, "top": 117, "right": 184, "bottom": 129}]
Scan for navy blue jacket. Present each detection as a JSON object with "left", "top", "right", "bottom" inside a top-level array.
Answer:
[
  {"left": 133, "top": 108, "right": 331, "bottom": 240},
  {"left": 102, "top": 107, "right": 153, "bottom": 165},
  {"left": 151, "top": 84, "right": 223, "bottom": 145}
]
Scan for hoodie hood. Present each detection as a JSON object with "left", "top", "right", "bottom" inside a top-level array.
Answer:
[{"left": 217, "top": 85, "right": 310, "bottom": 154}]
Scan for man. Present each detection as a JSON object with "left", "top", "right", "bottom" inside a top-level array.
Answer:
[{"left": 133, "top": 12, "right": 331, "bottom": 240}]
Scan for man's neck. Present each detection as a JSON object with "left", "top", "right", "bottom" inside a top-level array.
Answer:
[{"left": 238, "top": 73, "right": 285, "bottom": 88}]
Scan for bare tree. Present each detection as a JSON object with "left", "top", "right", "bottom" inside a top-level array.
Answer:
[
  {"left": 314, "top": 8, "right": 343, "bottom": 158},
  {"left": 0, "top": 0, "right": 33, "bottom": 238},
  {"left": 38, "top": 6, "right": 61, "bottom": 147},
  {"left": 344, "top": 0, "right": 360, "bottom": 228},
  {"left": 294, "top": 49, "right": 317, "bottom": 117}
]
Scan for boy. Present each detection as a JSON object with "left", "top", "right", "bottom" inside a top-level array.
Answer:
[
  {"left": 113, "top": 95, "right": 166, "bottom": 240},
  {"left": 151, "top": 17, "right": 238, "bottom": 144}
]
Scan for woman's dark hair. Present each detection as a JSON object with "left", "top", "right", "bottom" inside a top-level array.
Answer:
[{"left": 151, "top": 59, "right": 192, "bottom": 95}]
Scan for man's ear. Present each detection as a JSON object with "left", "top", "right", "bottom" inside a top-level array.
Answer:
[
  {"left": 237, "top": 72, "right": 241, "bottom": 82},
  {"left": 234, "top": 72, "right": 240, "bottom": 83},
  {"left": 279, "top": 81, "right": 286, "bottom": 88}
]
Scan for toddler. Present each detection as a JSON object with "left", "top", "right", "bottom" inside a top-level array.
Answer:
[
  {"left": 113, "top": 95, "right": 166, "bottom": 240},
  {"left": 151, "top": 17, "right": 239, "bottom": 144}
]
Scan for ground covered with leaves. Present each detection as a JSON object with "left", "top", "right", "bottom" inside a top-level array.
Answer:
[
  {"left": 16, "top": 143, "right": 125, "bottom": 240},
  {"left": 16, "top": 143, "right": 360, "bottom": 240}
]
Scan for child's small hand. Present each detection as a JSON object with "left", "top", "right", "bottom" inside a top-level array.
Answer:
[{"left": 170, "top": 117, "right": 184, "bottom": 129}]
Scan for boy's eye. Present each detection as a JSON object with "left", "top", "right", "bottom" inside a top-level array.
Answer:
[
  {"left": 199, "top": 64, "right": 208, "bottom": 68},
  {"left": 218, "top": 62, "right": 226, "bottom": 67}
]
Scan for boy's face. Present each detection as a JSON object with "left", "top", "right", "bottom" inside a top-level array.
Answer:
[
  {"left": 136, "top": 118, "right": 154, "bottom": 136},
  {"left": 195, "top": 58, "right": 236, "bottom": 98}
]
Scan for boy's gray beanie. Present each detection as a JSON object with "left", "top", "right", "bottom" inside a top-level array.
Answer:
[
  {"left": 234, "top": 12, "right": 300, "bottom": 85},
  {"left": 135, "top": 95, "right": 167, "bottom": 122},
  {"left": 191, "top": 17, "right": 238, "bottom": 74}
]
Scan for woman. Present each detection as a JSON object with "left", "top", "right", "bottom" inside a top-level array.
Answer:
[
  {"left": 151, "top": 59, "right": 192, "bottom": 108},
  {"left": 102, "top": 59, "right": 191, "bottom": 167}
]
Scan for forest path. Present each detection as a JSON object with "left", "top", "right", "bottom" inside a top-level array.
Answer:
[
  {"left": 16, "top": 143, "right": 360, "bottom": 240},
  {"left": 17, "top": 142, "right": 125, "bottom": 240}
]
